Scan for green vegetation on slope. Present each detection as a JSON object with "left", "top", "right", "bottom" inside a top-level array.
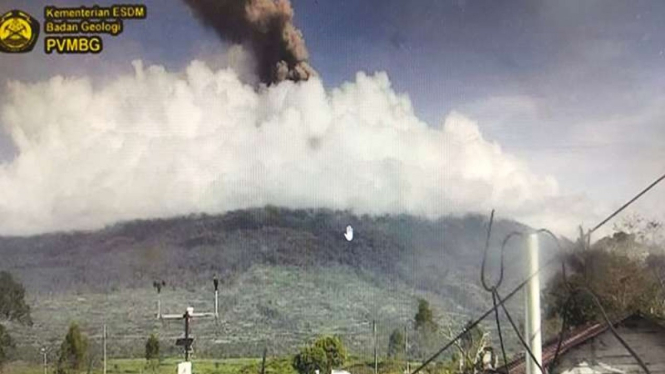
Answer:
[{"left": 0, "top": 208, "right": 541, "bottom": 361}]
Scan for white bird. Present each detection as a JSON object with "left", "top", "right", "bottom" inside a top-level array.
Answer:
[{"left": 344, "top": 225, "right": 354, "bottom": 241}]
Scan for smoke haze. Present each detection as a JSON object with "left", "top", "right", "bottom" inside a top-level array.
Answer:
[{"left": 183, "top": 0, "right": 316, "bottom": 84}]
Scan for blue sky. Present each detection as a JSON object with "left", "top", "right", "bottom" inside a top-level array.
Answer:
[{"left": 1, "top": 0, "right": 664, "bottom": 232}]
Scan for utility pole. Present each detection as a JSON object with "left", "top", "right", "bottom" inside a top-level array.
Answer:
[
  {"left": 40, "top": 347, "right": 47, "bottom": 374},
  {"left": 184, "top": 311, "right": 191, "bottom": 361},
  {"left": 213, "top": 277, "right": 219, "bottom": 319},
  {"left": 373, "top": 320, "right": 378, "bottom": 374},
  {"left": 103, "top": 324, "right": 107, "bottom": 374},
  {"left": 524, "top": 233, "right": 542, "bottom": 374},
  {"left": 153, "top": 280, "right": 165, "bottom": 319},
  {"left": 404, "top": 325, "right": 409, "bottom": 374},
  {"left": 261, "top": 345, "right": 267, "bottom": 374}
]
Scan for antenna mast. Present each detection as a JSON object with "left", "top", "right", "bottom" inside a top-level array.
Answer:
[{"left": 157, "top": 278, "right": 219, "bottom": 371}]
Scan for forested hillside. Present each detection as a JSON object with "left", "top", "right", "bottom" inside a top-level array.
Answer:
[{"left": 0, "top": 207, "right": 562, "bottom": 359}]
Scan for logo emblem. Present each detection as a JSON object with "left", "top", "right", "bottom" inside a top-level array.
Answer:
[{"left": 0, "top": 10, "right": 40, "bottom": 53}]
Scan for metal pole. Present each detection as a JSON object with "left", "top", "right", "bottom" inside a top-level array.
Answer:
[
  {"left": 41, "top": 349, "right": 47, "bottom": 374},
  {"left": 524, "top": 233, "right": 542, "bottom": 374},
  {"left": 185, "top": 313, "right": 190, "bottom": 362},
  {"left": 103, "top": 324, "right": 107, "bottom": 374},
  {"left": 261, "top": 346, "right": 267, "bottom": 374},
  {"left": 215, "top": 290, "right": 218, "bottom": 319},
  {"left": 404, "top": 325, "right": 409, "bottom": 374},
  {"left": 155, "top": 281, "right": 163, "bottom": 319},
  {"left": 213, "top": 277, "right": 219, "bottom": 321},
  {"left": 373, "top": 320, "right": 378, "bottom": 374}
]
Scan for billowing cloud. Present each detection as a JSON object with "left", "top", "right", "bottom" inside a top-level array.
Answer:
[{"left": 0, "top": 58, "right": 596, "bottom": 236}]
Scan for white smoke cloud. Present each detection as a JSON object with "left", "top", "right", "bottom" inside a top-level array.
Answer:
[{"left": 0, "top": 59, "right": 597, "bottom": 236}]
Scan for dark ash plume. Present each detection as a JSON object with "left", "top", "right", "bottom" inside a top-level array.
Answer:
[{"left": 183, "top": 0, "right": 317, "bottom": 84}]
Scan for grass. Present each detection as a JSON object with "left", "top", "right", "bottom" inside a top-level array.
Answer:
[
  {"left": 113, "top": 358, "right": 259, "bottom": 374},
  {"left": 5, "top": 357, "right": 261, "bottom": 374},
  {"left": 5, "top": 351, "right": 433, "bottom": 374},
  {"left": 5, "top": 357, "right": 426, "bottom": 374}
]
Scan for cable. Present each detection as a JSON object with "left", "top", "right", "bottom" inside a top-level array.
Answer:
[
  {"left": 491, "top": 291, "right": 509, "bottom": 373},
  {"left": 535, "top": 229, "right": 569, "bottom": 291},
  {"left": 515, "top": 173, "right": 665, "bottom": 373},
  {"left": 533, "top": 229, "right": 571, "bottom": 373},
  {"left": 410, "top": 255, "right": 559, "bottom": 374},
  {"left": 547, "top": 293, "right": 571, "bottom": 373},
  {"left": 480, "top": 209, "right": 525, "bottom": 292},
  {"left": 493, "top": 289, "right": 544, "bottom": 374},
  {"left": 557, "top": 172, "right": 665, "bottom": 369},
  {"left": 480, "top": 213, "right": 546, "bottom": 374},
  {"left": 491, "top": 227, "right": 651, "bottom": 374},
  {"left": 589, "top": 173, "right": 665, "bottom": 236},
  {"left": 532, "top": 228, "right": 651, "bottom": 374},
  {"left": 480, "top": 209, "right": 496, "bottom": 292},
  {"left": 503, "top": 227, "right": 651, "bottom": 374},
  {"left": 412, "top": 172, "right": 665, "bottom": 374},
  {"left": 578, "top": 287, "right": 650, "bottom": 374},
  {"left": 493, "top": 229, "right": 565, "bottom": 374},
  {"left": 478, "top": 210, "right": 548, "bottom": 374},
  {"left": 479, "top": 210, "right": 509, "bottom": 373},
  {"left": 592, "top": 294, "right": 650, "bottom": 374}
]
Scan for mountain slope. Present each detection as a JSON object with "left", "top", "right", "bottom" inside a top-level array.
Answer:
[{"left": 0, "top": 207, "right": 559, "bottom": 359}]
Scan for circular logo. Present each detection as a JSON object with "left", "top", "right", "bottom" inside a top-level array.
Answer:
[{"left": 0, "top": 10, "right": 40, "bottom": 53}]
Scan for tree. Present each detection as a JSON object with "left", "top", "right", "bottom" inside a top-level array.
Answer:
[
  {"left": 292, "top": 345, "right": 327, "bottom": 374},
  {"left": 647, "top": 253, "right": 665, "bottom": 307},
  {"left": 0, "top": 271, "right": 31, "bottom": 371},
  {"left": 545, "top": 273, "right": 599, "bottom": 327},
  {"left": 413, "top": 299, "right": 439, "bottom": 359},
  {"left": 545, "top": 229, "right": 664, "bottom": 328},
  {"left": 387, "top": 329, "right": 405, "bottom": 360},
  {"left": 414, "top": 299, "right": 437, "bottom": 332},
  {"left": 293, "top": 336, "right": 346, "bottom": 374},
  {"left": 0, "top": 271, "right": 32, "bottom": 325},
  {"left": 313, "top": 336, "right": 346, "bottom": 374},
  {"left": 57, "top": 323, "right": 88, "bottom": 373},
  {"left": 0, "top": 324, "right": 14, "bottom": 371},
  {"left": 145, "top": 334, "right": 160, "bottom": 372},
  {"left": 614, "top": 214, "right": 663, "bottom": 249},
  {"left": 443, "top": 321, "right": 490, "bottom": 374}
]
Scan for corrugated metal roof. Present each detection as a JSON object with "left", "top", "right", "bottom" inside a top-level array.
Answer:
[
  {"left": 491, "top": 312, "right": 658, "bottom": 374},
  {"left": 498, "top": 322, "right": 607, "bottom": 374}
]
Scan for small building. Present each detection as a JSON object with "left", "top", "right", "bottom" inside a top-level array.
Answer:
[{"left": 495, "top": 312, "right": 665, "bottom": 374}]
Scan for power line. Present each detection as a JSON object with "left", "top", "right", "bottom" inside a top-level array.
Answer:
[
  {"left": 501, "top": 170, "right": 665, "bottom": 372},
  {"left": 410, "top": 255, "right": 558, "bottom": 374},
  {"left": 589, "top": 172, "right": 665, "bottom": 236},
  {"left": 412, "top": 170, "right": 665, "bottom": 374},
  {"left": 487, "top": 228, "right": 652, "bottom": 374}
]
